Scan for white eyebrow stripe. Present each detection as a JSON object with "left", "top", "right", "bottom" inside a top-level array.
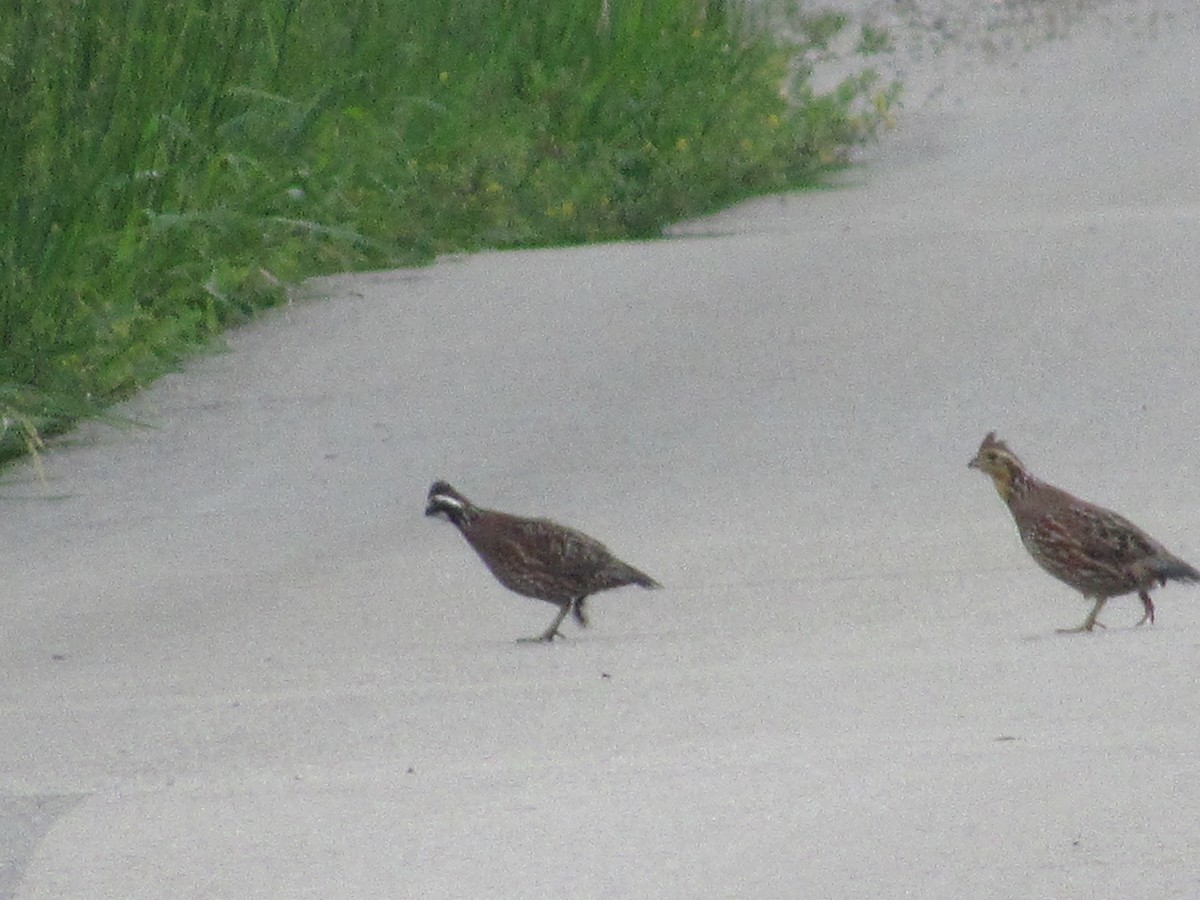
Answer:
[{"left": 432, "top": 493, "right": 466, "bottom": 511}]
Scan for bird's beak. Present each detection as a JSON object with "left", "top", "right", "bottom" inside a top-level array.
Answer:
[{"left": 967, "top": 456, "right": 980, "bottom": 470}]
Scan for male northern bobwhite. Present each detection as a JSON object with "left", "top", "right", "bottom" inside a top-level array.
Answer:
[
  {"left": 425, "top": 481, "right": 661, "bottom": 642},
  {"left": 969, "top": 432, "right": 1199, "bottom": 632}
]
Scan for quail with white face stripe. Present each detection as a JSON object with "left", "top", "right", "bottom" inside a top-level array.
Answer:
[{"left": 425, "top": 481, "right": 661, "bottom": 642}]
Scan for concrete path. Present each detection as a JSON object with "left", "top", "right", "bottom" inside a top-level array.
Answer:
[{"left": 3, "top": 2, "right": 1200, "bottom": 897}]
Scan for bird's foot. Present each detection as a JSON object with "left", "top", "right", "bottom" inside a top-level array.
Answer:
[
  {"left": 1056, "top": 620, "right": 1106, "bottom": 635},
  {"left": 517, "top": 630, "right": 563, "bottom": 644}
]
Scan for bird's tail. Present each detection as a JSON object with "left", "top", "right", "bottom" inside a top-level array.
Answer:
[
  {"left": 1148, "top": 553, "right": 1200, "bottom": 585},
  {"left": 618, "top": 561, "right": 661, "bottom": 590},
  {"left": 573, "top": 562, "right": 659, "bottom": 628}
]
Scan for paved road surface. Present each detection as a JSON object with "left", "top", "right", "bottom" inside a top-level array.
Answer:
[{"left": 3, "top": 3, "right": 1199, "bottom": 897}]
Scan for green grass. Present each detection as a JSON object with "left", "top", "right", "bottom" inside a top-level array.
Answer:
[{"left": 0, "top": 0, "right": 897, "bottom": 465}]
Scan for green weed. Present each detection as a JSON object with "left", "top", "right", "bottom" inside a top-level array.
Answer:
[
  {"left": 0, "top": 0, "right": 897, "bottom": 465},
  {"left": 858, "top": 23, "right": 894, "bottom": 55}
]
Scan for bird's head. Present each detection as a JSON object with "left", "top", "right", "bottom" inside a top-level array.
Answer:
[
  {"left": 968, "top": 432, "right": 1027, "bottom": 501},
  {"left": 425, "top": 480, "right": 474, "bottom": 526}
]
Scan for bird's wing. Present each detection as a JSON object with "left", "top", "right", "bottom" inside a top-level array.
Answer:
[
  {"left": 1057, "top": 502, "right": 1163, "bottom": 569},
  {"left": 510, "top": 518, "right": 608, "bottom": 578}
]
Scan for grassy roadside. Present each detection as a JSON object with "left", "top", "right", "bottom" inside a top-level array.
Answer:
[{"left": 0, "top": 0, "right": 897, "bottom": 465}]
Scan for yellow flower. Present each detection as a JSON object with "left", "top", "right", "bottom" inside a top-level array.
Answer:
[
  {"left": 675, "top": 137, "right": 689, "bottom": 152},
  {"left": 485, "top": 181, "right": 502, "bottom": 194},
  {"left": 438, "top": 71, "right": 448, "bottom": 83},
  {"left": 766, "top": 113, "right": 780, "bottom": 128}
]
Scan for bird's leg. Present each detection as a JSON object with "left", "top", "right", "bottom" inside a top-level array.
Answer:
[
  {"left": 518, "top": 604, "right": 571, "bottom": 643},
  {"left": 571, "top": 596, "right": 588, "bottom": 628},
  {"left": 1057, "top": 597, "right": 1108, "bottom": 634},
  {"left": 1135, "top": 590, "right": 1155, "bottom": 626}
]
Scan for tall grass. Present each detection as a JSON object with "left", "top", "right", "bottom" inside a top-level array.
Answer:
[{"left": 0, "top": 0, "right": 896, "bottom": 464}]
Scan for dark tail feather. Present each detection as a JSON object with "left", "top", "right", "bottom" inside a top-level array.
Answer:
[
  {"left": 626, "top": 565, "right": 661, "bottom": 590},
  {"left": 1149, "top": 554, "right": 1200, "bottom": 584}
]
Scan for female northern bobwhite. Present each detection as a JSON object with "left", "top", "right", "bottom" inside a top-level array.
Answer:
[
  {"left": 425, "top": 481, "right": 661, "bottom": 642},
  {"left": 969, "top": 432, "right": 1199, "bottom": 632}
]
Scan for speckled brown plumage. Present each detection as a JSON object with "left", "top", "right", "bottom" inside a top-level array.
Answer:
[
  {"left": 969, "top": 432, "right": 1199, "bottom": 632},
  {"left": 425, "top": 481, "right": 660, "bottom": 642}
]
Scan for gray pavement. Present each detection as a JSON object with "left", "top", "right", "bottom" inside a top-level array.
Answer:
[{"left": 3, "top": 3, "right": 1200, "bottom": 897}]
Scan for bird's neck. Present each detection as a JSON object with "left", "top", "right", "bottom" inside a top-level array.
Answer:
[
  {"left": 992, "top": 462, "right": 1037, "bottom": 505},
  {"left": 438, "top": 502, "right": 477, "bottom": 530}
]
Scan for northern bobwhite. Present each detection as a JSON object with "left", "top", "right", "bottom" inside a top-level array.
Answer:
[
  {"left": 424, "top": 481, "right": 661, "bottom": 642},
  {"left": 969, "top": 432, "right": 1199, "bottom": 632}
]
